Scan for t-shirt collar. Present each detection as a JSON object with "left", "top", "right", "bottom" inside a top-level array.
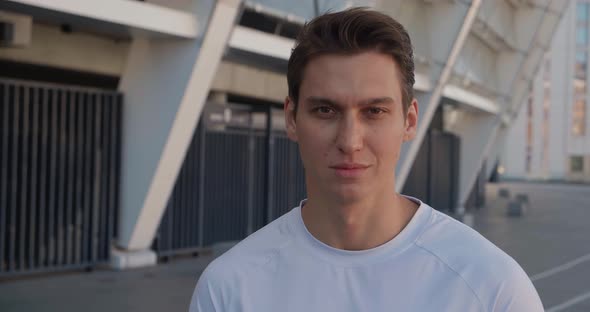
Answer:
[{"left": 289, "top": 195, "right": 433, "bottom": 266}]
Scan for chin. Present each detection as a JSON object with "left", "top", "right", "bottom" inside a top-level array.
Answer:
[{"left": 330, "top": 184, "right": 368, "bottom": 203}]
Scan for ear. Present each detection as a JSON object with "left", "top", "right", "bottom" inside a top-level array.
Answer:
[
  {"left": 403, "top": 99, "right": 418, "bottom": 142},
  {"left": 284, "top": 96, "right": 298, "bottom": 142}
]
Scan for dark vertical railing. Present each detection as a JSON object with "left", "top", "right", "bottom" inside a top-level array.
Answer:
[
  {"left": 0, "top": 83, "right": 8, "bottom": 271},
  {"left": 37, "top": 88, "right": 47, "bottom": 268},
  {"left": 264, "top": 106, "right": 275, "bottom": 224},
  {"left": 246, "top": 120, "right": 256, "bottom": 235},
  {"left": 0, "top": 78, "right": 122, "bottom": 277},
  {"left": 102, "top": 94, "right": 113, "bottom": 261},
  {"left": 114, "top": 94, "right": 122, "bottom": 246},
  {"left": 48, "top": 89, "right": 57, "bottom": 268},
  {"left": 153, "top": 103, "right": 306, "bottom": 257},
  {"left": 197, "top": 121, "right": 206, "bottom": 248},
  {"left": 9, "top": 85, "right": 20, "bottom": 272}
]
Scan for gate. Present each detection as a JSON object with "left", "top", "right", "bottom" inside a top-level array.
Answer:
[
  {"left": 153, "top": 103, "right": 306, "bottom": 256},
  {"left": 0, "top": 79, "right": 122, "bottom": 277}
]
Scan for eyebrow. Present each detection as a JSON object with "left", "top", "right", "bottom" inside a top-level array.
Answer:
[{"left": 305, "top": 96, "right": 395, "bottom": 107}]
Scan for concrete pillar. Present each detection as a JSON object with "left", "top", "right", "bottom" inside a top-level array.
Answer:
[{"left": 112, "top": 0, "right": 242, "bottom": 269}]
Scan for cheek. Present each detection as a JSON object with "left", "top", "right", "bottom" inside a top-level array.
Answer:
[
  {"left": 297, "top": 120, "right": 332, "bottom": 146},
  {"left": 296, "top": 122, "right": 333, "bottom": 161},
  {"left": 369, "top": 124, "right": 405, "bottom": 158}
]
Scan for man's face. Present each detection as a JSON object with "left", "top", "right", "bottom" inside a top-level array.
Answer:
[{"left": 285, "top": 51, "right": 418, "bottom": 202}]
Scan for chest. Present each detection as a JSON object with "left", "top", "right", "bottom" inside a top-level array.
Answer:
[{"left": 227, "top": 263, "right": 483, "bottom": 312}]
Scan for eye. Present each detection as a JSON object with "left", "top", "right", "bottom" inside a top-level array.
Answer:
[
  {"left": 312, "top": 106, "right": 336, "bottom": 117},
  {"left": 365, "top": 107, "right": 387, "bottom": 116}
]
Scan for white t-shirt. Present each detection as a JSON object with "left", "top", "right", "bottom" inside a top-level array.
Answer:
[{"left": 189, "top": 197, "right": 543, "bottom": 312}]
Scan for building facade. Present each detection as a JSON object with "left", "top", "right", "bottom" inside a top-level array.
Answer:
[
  {"left": 0, "top": 0, "right": 566, "bottom": 276},
  {"left": 502, "top": 0, "right": 590, "bottom": 182}
]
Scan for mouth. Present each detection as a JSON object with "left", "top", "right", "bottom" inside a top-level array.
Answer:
[{"left": 329, "top": 163, "right": 370, "bottom": 178}]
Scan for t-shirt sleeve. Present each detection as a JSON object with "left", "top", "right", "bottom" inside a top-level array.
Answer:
[
  {"left": 492, "top": 264, "right": 544, "bottom": 312},
  {"left": 189, "top": 268, "right": 222, "bottom": 312}
]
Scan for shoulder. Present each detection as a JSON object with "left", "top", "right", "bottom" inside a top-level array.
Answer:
[
  {"left": 197, "top": 208, "right": 296, "bottom": 286},
  {"left": 414, "top": 208, "right": 543, "bottom": 311},
  {"left": 217, "top": 208, "right": 295, "bottom": 266},
  {"left": 415, "top": 209, "right": 515, "bottom": 275},
  {"left": 190, "top": 209, "right": 297, "bottom": 311}
]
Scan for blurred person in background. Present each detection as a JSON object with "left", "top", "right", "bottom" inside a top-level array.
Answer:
[{"left": 190, "top": 7, "right": 543, "bottom": 312}]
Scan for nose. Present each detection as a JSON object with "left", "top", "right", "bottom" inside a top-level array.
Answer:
[{"left": 335, "top": 113, "right": 363, "bottom": 154}]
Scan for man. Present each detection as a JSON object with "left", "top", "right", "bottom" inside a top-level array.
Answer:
[{"left": 190, "top": 7, "right": 543, "bottom": 311}]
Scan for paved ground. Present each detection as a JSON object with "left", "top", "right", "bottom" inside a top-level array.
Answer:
[
  {"left": 475, "top": 183, "right": 590, "bottom": 312},
  {"left": 0, "top": 182, "right": 589, "bottom": 311},
  {"left": 0, "top": 255, "right": 214, "bottom": 312}
]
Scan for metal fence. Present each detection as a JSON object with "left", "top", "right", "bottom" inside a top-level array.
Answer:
[
  {"left": 403, "top": 129, "right": 461, "bottom": 213},
  {"left": 153, "top": 104, "right": 306, "bottom": 256},
  {"left": 0, "top": 79, "right": 122, "bottom": 277}
]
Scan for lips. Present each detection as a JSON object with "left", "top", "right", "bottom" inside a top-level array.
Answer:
[{"left": 329, "top": 163, "right": 370, "bottom": 178}]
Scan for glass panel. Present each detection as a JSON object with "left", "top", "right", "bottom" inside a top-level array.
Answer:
[
  {"left": 577, "top": 3, "right": 589, "bottom": 22},
  {"left": 572, "top": 98, "right": 586, "bottom": 136},
  {"left": 570, "top": 156, "right": 584, "bottom": 172},
  {"left": 574, "top": 79, "right": 587, "bottom": 96},
  {"left": 576, "top": 50, "right": 587, "bottom": 79},
  {"left": 577, "top": 26, "right": 588, "bottom": 45},
  {"left": 279, "top": 22, "right": 302, "bottom": 39},
  {"left": 577, "top": 50, "right": 587, "bottom": 61},
  {"left": 240, "top": 9, "right": 279, "bottom": 33}
]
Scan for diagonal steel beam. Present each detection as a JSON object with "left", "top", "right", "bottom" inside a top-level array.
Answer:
[{"left": 396, "top": 0, "right": 482, "bottom": 191}]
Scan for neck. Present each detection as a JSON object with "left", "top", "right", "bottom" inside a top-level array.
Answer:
[{"left": 301, "top": 191, "right": 418, "bottom": 251}]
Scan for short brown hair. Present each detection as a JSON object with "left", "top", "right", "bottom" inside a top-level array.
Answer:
[{"left": 287, "top": 7, "right": 415, "bottom": 114}]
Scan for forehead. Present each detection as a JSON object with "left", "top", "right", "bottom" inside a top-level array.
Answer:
[{"left": 299, "top": 51, "right": 403, "bottom": 102}]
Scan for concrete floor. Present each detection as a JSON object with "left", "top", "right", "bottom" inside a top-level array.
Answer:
[
  {"left": 0, "top": 182, "right": 589, "bottom": 311},
  {"left": 0, "top": 255, "right": 214, "bottom": 312},
  {"left": 476, "top": 183, "right": 590, "bottom": 312}
]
